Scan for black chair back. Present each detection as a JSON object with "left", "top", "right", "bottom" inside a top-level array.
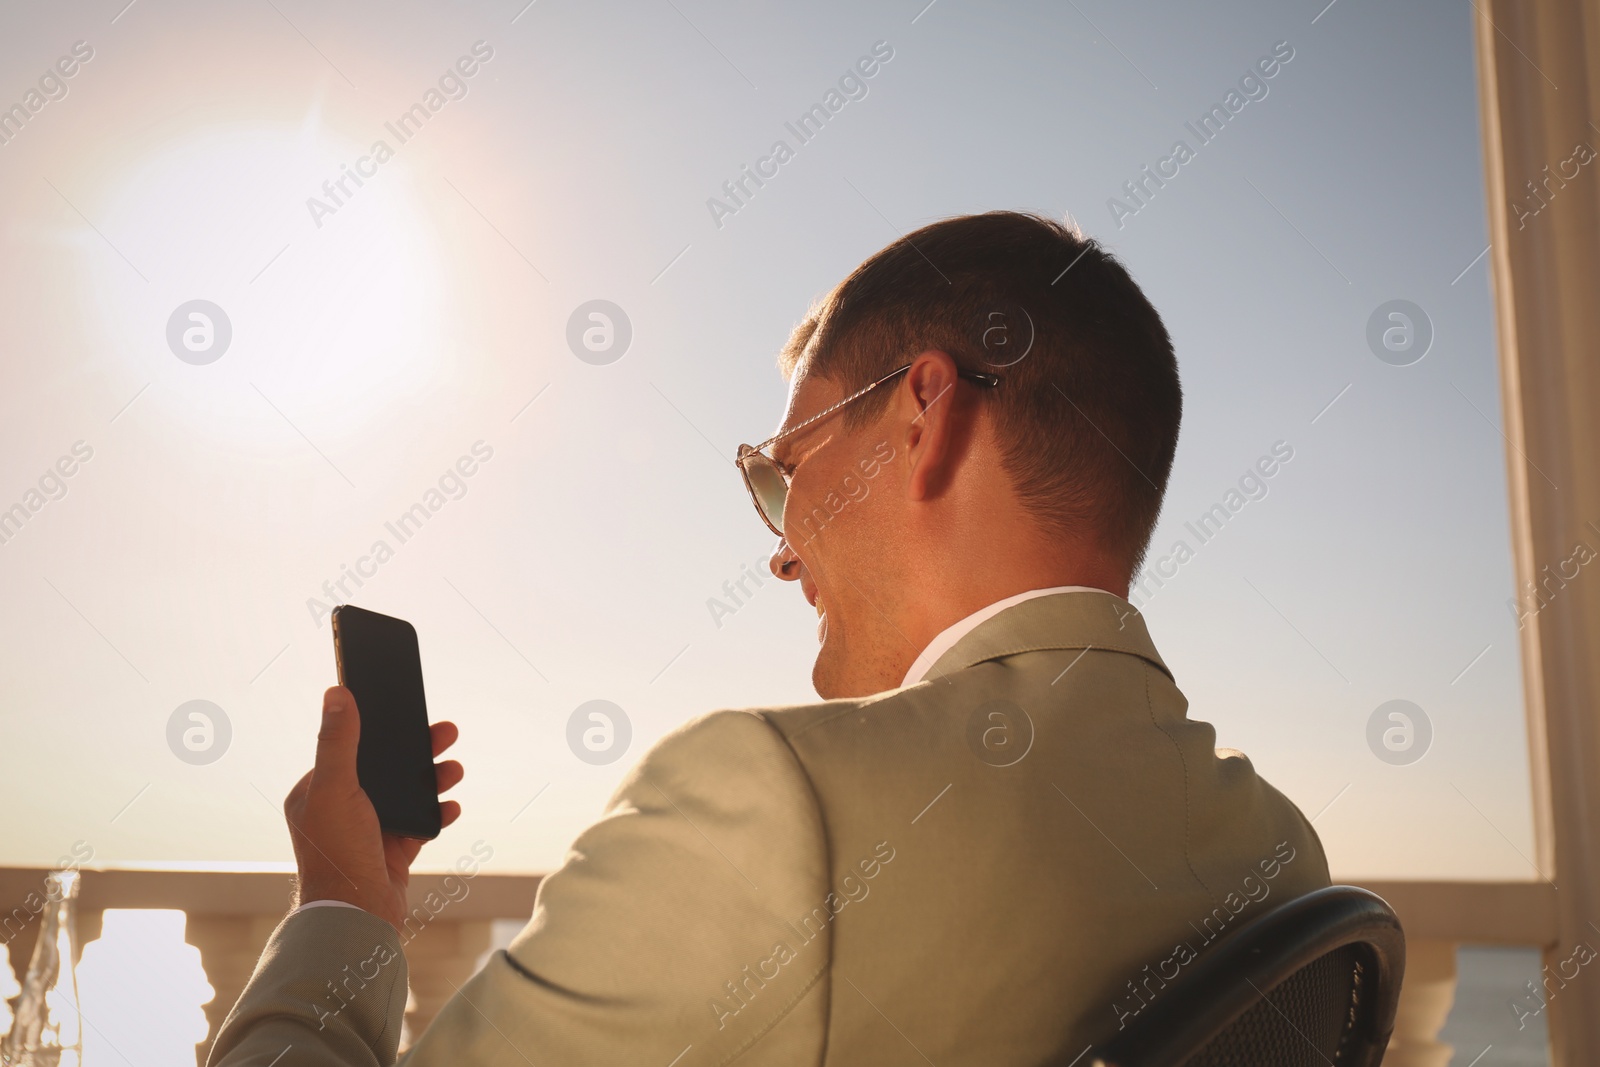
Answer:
[{"left": 1087, "top": 885, "right": 1405, "bottom": 1067}]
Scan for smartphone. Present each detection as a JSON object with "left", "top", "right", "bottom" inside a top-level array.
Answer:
[{"left": 330, "top": 605, "right": 442, "bottom": 840}]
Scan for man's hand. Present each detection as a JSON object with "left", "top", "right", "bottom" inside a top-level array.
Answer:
[{"left": 283, "top": 686, "right": 464, "bottom": 931}]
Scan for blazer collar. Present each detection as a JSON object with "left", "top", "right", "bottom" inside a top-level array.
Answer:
[{"left": 921, "top": 589, "right": 1173, "bottom": 683}]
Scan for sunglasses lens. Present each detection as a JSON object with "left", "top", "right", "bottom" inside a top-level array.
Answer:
[{"left": 744, "top": 456, "right": 788, "bottom": 531}]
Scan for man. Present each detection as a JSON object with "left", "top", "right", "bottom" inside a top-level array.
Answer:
[{"left": 210, "top": 212, "right": 1329, "bottom": 1066}]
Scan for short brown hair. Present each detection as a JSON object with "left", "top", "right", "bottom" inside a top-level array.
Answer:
[{"left": 780, "top": 211, "right": 1181, "bottom": 574}]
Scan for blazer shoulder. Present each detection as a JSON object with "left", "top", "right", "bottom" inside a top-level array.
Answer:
[
  {"left": 743, "top": 688, "right": 923, "bottom": 744},
  {"left": 606, "top": 706, "right": 818, "bottom": 807},
  {"left": 468, "top": 706, "right": 836, "bottom": 1065}
]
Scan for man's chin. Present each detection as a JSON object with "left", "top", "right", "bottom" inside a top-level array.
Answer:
[
  {"left": 810, "top": 626, "right": 883, "bottom": 700},
  {"left": 811, "top": 646, "right": 839, "bottom": 700},
  {"left": 811, "top": 623, "right": 847, "bottom": 699}
]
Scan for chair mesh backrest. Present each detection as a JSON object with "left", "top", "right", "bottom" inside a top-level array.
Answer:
[{"left": 1184, "top": 945, "right": 1364, "bottom": 1067}]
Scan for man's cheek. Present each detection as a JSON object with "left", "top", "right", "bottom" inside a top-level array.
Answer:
[{"left": 786, "top": 485, "right": 829, "bottom": 543}]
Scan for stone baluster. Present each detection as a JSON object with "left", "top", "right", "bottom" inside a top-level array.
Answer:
[
  {"left": 1384, "top": 939, "right": 1458, "bottom": 1067},
  {"left": 397, "top": 918, "right": 496, "bottom": 1050},
  {"left": 185, "top": 913, "right": 282, "bottom": 1066}
]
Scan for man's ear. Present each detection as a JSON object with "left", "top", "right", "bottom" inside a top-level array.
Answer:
[{"left": 900, "top": 351, "right": 964, "bottom": 502}]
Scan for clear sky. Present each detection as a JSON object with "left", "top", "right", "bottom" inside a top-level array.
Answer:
[{"left": 0, "top": 0, "right": 1535, "bottom": 881}]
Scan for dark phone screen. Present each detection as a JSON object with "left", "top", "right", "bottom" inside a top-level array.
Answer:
[{"left": 332, "top": 605, "right": 441, "bottom": 840}]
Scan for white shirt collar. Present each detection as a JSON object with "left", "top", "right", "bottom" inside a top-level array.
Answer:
[{"left": 899, "top": 586, "right": 1109, "bottom": 688}]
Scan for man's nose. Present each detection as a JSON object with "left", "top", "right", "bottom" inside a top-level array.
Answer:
[{"left": 769, "top": 538, "right": 801, "bottom": 580}]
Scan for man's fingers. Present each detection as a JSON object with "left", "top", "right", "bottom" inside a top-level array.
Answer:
[
  {"left": 440, "top": 800, "right": 462, "bottom": 829},
  {"left": 313, "top": 686, "right": 361, "bottom": 787},
  {"left": 383, "top": 832, "right": 425, "bottom": 873},
  {"left": 430, "top": 720, "right": 459, "bottom": 757},
  {"left": 435, "top": 759, "right": 464, "bottom": 795}
]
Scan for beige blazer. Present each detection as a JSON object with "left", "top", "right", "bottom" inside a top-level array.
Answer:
[{"left": 209, "top": 590, "right": 1329, "bottom": 1067}]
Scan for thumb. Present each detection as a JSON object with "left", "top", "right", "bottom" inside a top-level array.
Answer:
[{"left": 313, "top": 686, "right": 361, "bottom": 787}]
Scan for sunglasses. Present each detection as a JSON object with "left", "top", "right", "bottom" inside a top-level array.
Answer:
[{"left": 735, "top": 363, "right": 1001, "bottom": 537}]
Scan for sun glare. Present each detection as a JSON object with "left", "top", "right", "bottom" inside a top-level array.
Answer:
[{"left": 77, "top": 110, "right": 449, "bottom": 447}]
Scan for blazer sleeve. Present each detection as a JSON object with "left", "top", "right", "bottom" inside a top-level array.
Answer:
[{"left": 208, "top": 709, "right": 834, "bottom": 1067}]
